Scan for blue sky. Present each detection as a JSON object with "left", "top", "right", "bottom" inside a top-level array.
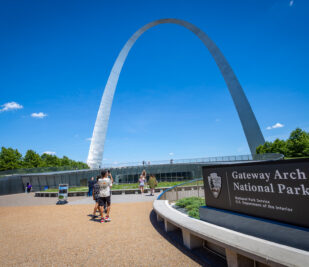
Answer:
[{"left": 0, "top": 0, "right": 308, "bottom": 164}]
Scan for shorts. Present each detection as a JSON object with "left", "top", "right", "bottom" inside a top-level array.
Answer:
[{"left": 98, "top": 196, "right": 111, "bottom": 207}]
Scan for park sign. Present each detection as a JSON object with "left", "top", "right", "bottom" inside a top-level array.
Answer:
[{"left": 202, "top": 158, "right": 309, "bottom": 228}]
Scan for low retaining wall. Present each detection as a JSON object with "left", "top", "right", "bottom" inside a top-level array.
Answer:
[
  {"left": 159, "top": 185, "right": 204, "bottom": 201},
  {"left": 153, "top": 199, "right": 309, "bottom": 267},
  {"left": 0, "top": 175, "right": 24, "bottom": 195},
  {"left": 35, "top": 187, "right": 167, "bottom": 197}
]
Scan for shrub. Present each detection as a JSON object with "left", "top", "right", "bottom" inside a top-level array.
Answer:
[{"left": 175, "top": 197, "right": 205, "bottom": 219}]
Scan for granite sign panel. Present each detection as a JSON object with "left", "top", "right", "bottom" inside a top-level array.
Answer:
[{"left": 202, "top": 159, "right": 309, "bottom": 228}]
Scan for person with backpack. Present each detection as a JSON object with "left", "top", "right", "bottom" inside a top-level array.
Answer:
[
  {"left": 148, "top": 174, "right": 158, "bottom": 196},
  {"left": 88, "top": 177, "right": 96, "bottom": 197},
  {"left": 97, "top": 170, "right": 112, "bottom": 223},
  {"left": 91, "top": 175, "right": 101, "bottom": 219}
]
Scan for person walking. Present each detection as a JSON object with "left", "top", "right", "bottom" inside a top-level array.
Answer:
[
  {"left": 148, "top": 174, "right": 158, "bottom": 196},
  {"left": 88, "top": 177, "right": 95, "bottom": 197},
  {"left": 92, "top": 176, "right": 101, "bottom": 219},
  {"left": 139, "top": 170, "right": 146, "bottom": 194},
  {"left": 98, "top": 170, "right": 112, "bottom": 223},
  {"left": 26, "top": 182, "right": 32, "bottom": 193},
  {"left": 106, "top": 170, "right": 114, "bottom": 213}
]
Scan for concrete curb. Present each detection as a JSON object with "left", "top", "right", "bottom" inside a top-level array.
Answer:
[{"left": 153, "top": 199, "right": 309, "bottom": 267}]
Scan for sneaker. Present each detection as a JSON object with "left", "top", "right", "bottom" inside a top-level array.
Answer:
[
  {"left": 105, "top": 216, "right": 111, "bottom": 222},
  {"left": 100, "top": 218, "right": 105, "bottom": 223}
]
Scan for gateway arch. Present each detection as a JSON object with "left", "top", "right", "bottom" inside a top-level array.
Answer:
[{"left": 87, "top": 18, "right": 265, "bottom": 169}]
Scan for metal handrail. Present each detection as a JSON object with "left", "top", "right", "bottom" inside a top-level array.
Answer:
[
  {"left": 157, "top": 178, "right": 203, "bottom": 200},
  {"left": 103, "top": 153, "right": 284, "bottom": 168},
  {"left": 0, "top": 165, "right": 90, "bottom": 177}
]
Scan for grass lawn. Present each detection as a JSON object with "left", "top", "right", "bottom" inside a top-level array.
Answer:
[
  {"left": 175, "top": 197, "right": 205, "bottom": 219},
  {"left": 284, "top": 156, "right": 309, "bottom": 159},
  {"left": 43, "top": 180, "right": 201, "bottom": 192},
  {"left": 44, "top": 186, "right": 88, "bottom": 192},
  {"left": 111, "top": 181, "right": 200, "bottom": 189}
]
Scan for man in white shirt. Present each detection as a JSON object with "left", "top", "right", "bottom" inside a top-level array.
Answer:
[{"left": 97, "top": 170, "right": 112, "bottom": 223}]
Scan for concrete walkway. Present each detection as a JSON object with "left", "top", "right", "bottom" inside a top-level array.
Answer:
[
  {"left": 0, "top": 192, "right": 85, "bottom": 206},
  {"left": 69, "top": 192, "right": 160, "bottom": 205},
  {"left": 0, "top": 192, "right": 159, "bottom": 207},
  {"left": 0, "top": 194, "right": 201, "bottom": 266}
]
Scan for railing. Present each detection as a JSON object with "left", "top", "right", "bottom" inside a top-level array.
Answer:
[
  {"left": 158, "top": 178, "right": 204, "bottom": 202},
  {"left": 0, "top": 165, "right": 90, "bottom": 177},
  {"left": 102, "top": 153, "right": 283, "bottom": 168},
  {"left": 0, "top": 153, "right": 283, "bottom": 177}
]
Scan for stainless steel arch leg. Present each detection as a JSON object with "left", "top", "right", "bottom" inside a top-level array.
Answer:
[{"left": 87, "top": 18, "right": 265, "bottom": 168}]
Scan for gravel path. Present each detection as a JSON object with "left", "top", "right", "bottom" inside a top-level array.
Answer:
[{"left": 0, "top": 201, "right": 201, "bottom": 266}]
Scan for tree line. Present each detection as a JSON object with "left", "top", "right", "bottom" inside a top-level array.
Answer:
[
  {"left": 1, "top": 128, "right": 307, "bottom": 171},
  {"left": 256, "top": 128, "right": 309, "bottom": 157},
  {"left": 0, "top": 147, "right": 89, "bottom": 171}
]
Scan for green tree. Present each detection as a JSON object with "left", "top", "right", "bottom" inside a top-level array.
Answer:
[
  {"left": 23, "top": 150, "right": 42, "bottom": 168},
  {"left": 0, "top": 147, "right": 23, "bottom": 171},
  {"left": 271, "top": 139, "right": 288, "bottom": 155},
  {"left": 256, "top": 128, "right": 309, "bottom": 158},
  {"left": 256, "top": 141, "right": 273, "bottom": 154},
  {"left": 0, "top": 146, "right": 89, "bottom": 171},
  {"left": 60, "top": 156, "right": 71, "bottom": 166},
  {"left": 41, "top": 153, "right": 61, "bottom": 167},
  {"left": 287, "top": 128, "right": 309, "bottom": 157}
]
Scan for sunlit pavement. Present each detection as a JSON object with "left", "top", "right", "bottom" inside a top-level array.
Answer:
[
  {"left": 69, "top": 192, "right": 160, "bottom": 205},
  {"left": 0, "top": 196, "right": 201, "bottom": 266}
]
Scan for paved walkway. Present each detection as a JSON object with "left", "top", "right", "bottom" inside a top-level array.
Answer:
[
  {"left": 0, "top": 192, "right": 84, "bottom": 206},
  {"left": 0, "top": 194, "right": 201, "bottom": 266},
  {"left": 0, "top": 192, "right": 159, "bottom": 207},
  {"left": 69, "top": 192, "right": 160, "bottom": 205}
]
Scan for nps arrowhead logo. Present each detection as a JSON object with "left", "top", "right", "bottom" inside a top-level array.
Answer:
[{"left": 208, "top": 173, "right": 222, "bottom": 199}]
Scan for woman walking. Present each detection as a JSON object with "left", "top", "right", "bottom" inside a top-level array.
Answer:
[
  {"left": 139, "top": 170, "right": 147, "bottom": 194},
  {"left": 148, "top": 174, "right": 158, "bottom": 196}
]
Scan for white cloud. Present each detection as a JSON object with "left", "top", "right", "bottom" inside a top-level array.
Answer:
[
  {"left": 0, "top": 101, "right": 23, "bottom": 112},
  {"left": 43, "top": 151, "right": 56, "bottom": 155},
  {"left": 272, "top": 123, "right": 284, "bottom": 128},
  {"left": 31, "top": 112, "right": 47, "bottom": 118},
  {"left": 86, "top": 137, "right": 92, "bottom": 141},
  {"left": 266, "top": 122, "right": 284, "bottom": 130},
  {"left": 289, "top": 0, "right": 294, "bottom": 7},
  {"left": 169, "top": 152, "right": 174, "bottom": 156}
]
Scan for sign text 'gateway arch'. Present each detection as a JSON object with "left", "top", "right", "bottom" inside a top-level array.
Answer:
[{"left": 87, "top": 18, "right": 265, "bottom": 169}]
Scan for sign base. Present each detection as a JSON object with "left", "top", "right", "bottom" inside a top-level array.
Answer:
[
  {"left": 199, "top": 206, "right": 309, "bottom": 251},
  {"left": 56, "top": 200, "right": 68, "bottom": 205}
]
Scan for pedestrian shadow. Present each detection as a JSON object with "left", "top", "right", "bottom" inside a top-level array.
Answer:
[
  {"left": 87, "top": 214, "right": 101, "bottom": 223},
  {"left": 149, "top": 210, "right": 227, "bottom": 267}
]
